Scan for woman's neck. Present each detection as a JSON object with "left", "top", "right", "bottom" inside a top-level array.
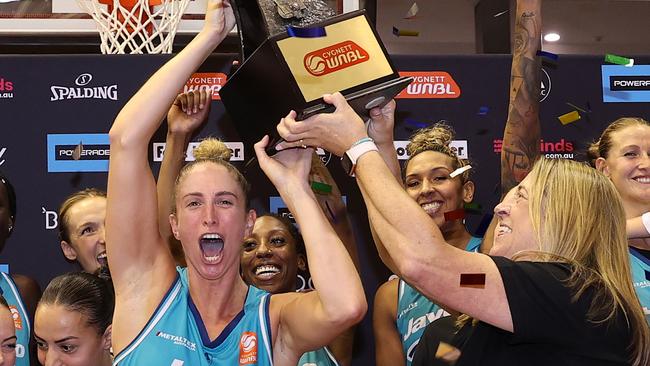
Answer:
[{"left": 442, "top": 221, "right": 472, "bottom": 250}]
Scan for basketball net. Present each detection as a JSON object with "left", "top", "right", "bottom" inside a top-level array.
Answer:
[{"left": 76, "top": 0, "right": 190, "bottom": 54}]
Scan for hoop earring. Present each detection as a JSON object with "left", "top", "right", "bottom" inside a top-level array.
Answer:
[{"left": 296, "top": 274, "right": 306, "bottom": 292}]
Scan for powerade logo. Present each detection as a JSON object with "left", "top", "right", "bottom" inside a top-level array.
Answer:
[
  {"left": 396, "top": 71, "right": 460, "bottom": 99},
  {"left": 394, "top": 140, "right": 468, "bottom": 160},
  {"left": 152, "top": 141, "right": 244, "bottom": 162},
  {"left": 50, "top": 73, "right": 118, "bottom": 102},
  {"left": 304, "top": 41, "right": 369, "bottom": 76},
  {"left": 47, "top": 134, "right": 110, "bottom": 172},
  {"left": 183, "top": 72, "right": 227, "bottom": 100},
  {"left": 0, "top": 78, "right": 13, "bottom": 99},
  {"left": 602, "top": 65, "right": 650, "bottom": 103}
]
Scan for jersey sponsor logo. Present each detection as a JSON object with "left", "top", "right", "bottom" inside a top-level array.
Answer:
[
  {"left": 50, "top": 73, "right": 118, "bottom": 102},
  {"left": 152, "top": 141, "right": 244, "bottom": 162},
  {"left": 304, "top": 41, "right": 370, "bottom": 76},
  {"left": 0, "top": 78, "right": 14, "bottom": 99},
  {"left": 239, "top": 332, "right": 257, "bottom": 365},
  {"left": 155, "top": 331, "right": 197, "bottom": 352},
  {"left": 47, "top": 134, "right": 110, "bottom": 172},
  {"left": 398, "top": 302, "right": 417, "bottom": 319},
  {"left": 8, "top": 306, "right": 21, "bottom": 330},
  {"left": 396, "top": 71, "right": 460, "bottom": 99},
  {"left": 402, "top": 308, "right": 451, "bottom": 342},
  {"left": 183, "top": 72, "right": 227, "bottom": 101},
  {"left": 394, "top": 140, "right": 468, "bottom": 160}
]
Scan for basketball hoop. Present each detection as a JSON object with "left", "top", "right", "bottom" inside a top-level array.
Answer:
[{"left": 76, "top": 0, "right": 190, "bottom": 54}]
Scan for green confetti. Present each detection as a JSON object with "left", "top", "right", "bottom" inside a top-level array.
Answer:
[
  {"left": 311, "top": 181, "right": 332, "bottom": 194},
  {"left": 605, "top": 53, "right": 634, "bottom": 67}
]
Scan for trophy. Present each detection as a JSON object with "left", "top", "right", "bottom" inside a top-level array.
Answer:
[{"left": 221, "top": 0, "right": 413, "bottom": 154}]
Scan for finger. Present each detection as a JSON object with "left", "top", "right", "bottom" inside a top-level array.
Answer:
[
  {"left": 199, "top": 89, "right": 208, "bottom": 109},
  {"left": 186, "top": 90, "right": 197, "bottom": 114},
  {"left": 276, "top": 138, "right": 318, "bottom": 151},
  {"left": 276, "top": 122, "right": 312, "bottom": 145},
  {"left": 253, "top": 135, "right": 271, "bottom": 166},
  {"left": 179, "top": 93, "right": 189, "bottom": 113},
  {"left": 283, "top": 111, "right": 309, "bottom": 135},
  {"left": 322, "top": 92, "right": 348, "bottom": 110}
]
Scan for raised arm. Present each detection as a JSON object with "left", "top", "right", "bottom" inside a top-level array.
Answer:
[
  {"left": 157, "top": 90, "right": 211, "bottom": 266},
  {"left": 276, "top": 94, "right": 512, "bottom": 332},
  {"left": 373, "top": 279, "right": 405, "bottom": 366},
  {"left": 254, "top": 134, "right": 366, "bottom": 364},
  {"left": 106, "top": 0, "right": 234, "bottom": 353}
]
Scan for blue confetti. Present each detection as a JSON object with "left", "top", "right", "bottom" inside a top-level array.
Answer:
[
  {"left": 287, "top": 26, "right": 326, "bottom": 38},
  {"left": 536, "top": 50, "right": 559, "bottom": 61},
  {"left": 478, "top": 106, "right": 489, "bottom": 116},
  {"left": 405, "top": 118, "right": 428, "bottom": 129}
]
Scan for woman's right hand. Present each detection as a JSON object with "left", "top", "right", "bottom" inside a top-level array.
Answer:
[
  {"left": 254, "top": 134, "right": 314, "bottom": 195},
  {"left": 202, "top": 0, "right": 236, "bottom": 43}
]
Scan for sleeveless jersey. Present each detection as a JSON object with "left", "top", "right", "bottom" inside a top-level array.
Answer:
[
  {"left": 629, "top": 247, "right": 650, "bottom": 324},
  {"left": 113, "top": 267, "right": 273, "bottom": 366},
  {"left": 396, "top": 236, "right": 481, "bottom": 366},
  {"left": 0, "top": 272, "right": 30, "bottom": 366},
  {"left": 298, "top": 346, "right": 339, "bottom": 366}
]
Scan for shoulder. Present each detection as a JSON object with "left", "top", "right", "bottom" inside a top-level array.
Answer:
[
  {"left": 374, "top": 278, "right": 398, "bottom": 319},
  {"left": 10, "top": 274, "right": 41, "bottom": 313}
]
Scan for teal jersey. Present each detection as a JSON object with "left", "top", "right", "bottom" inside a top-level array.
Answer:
[
  {"left": 113, "top": 267, "right": 273, "bottom": 366},
  {"left": 396, "top": 236, "right": 481, "bottom": 366},
  {"left": 298, "top": 346, "right": 339, "bottom": 366},
  {"left": 629, "top": 247, "right": 650, "bottom": 324},
  {"left": 0, "top": 272, "right": 30, "bottom": 366}
]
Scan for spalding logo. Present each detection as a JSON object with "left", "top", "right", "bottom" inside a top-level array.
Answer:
[{"left": 304, "top": 41, "right": 370, "bottom": 77}]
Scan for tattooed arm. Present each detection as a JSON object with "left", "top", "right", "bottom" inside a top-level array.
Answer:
[{"left": 500, "top": 0, "right": 542, "bottom": 195}]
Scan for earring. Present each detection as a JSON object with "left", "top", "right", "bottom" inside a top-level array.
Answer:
[{"left": 7, "top": 225, "right": 12, "bottom": 233}]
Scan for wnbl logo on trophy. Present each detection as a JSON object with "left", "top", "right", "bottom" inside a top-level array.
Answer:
[{"left": 304, "top": 41, "right": 370, "bottom": 76}]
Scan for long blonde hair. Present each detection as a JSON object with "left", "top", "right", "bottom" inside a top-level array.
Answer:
[{"left": 528, "top": 158, "right": 649, "bottom": 366}]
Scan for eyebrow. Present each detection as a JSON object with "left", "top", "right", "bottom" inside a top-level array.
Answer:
[
  {"left": 1, "top": 336, "right": 16, "bottom": 343},
  {"left": 405, "top": 166, "right": 452, "bottom": 179},
  {"left": 183, "top": 191, "right": 238, "bottom": 199},
  {"left": 54, "top": 336, "right": 79, "bottom": 344}
]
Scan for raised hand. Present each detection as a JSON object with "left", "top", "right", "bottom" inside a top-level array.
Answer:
[
  {"left": 202, "top": 0, "right": 236, "bottom": 43},
  {"left": 254, "top": 135, "right": 314, "bottom": 195},
  {"left": 367, "top": 99, "right": 396, "bottom": 146},
  {"left": 167, "top": 89, "right": 211, "bottom": 136}
]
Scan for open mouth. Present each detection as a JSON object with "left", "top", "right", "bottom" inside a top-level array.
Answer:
[
  {"left": 632, "top": 176, "right": 650, "bottom": 184},
  {"left": 495, "top": 224, "right": 512, "bottom": 237},
  {"left": 96, "top": 252, "right": 108, "bottom": 267},
  {"left": 420, "top": 201, "right": 443, "bottom": 216},
  {"left": 200, "top": 233, "right": 224, "bottom": 263},
  {"left": 254, "top": 264, "right": 281, "bottom": 281}
]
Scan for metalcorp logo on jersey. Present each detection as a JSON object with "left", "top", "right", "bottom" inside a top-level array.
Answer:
[
  {"left": 47, "top": 134, "right": 110, "bottom": 172},
  {"left": 304, "top": 40, "right": 370, "bottom": 76},
  {"left": 50, "top": 73, "right": 118, "bottom": 102}
]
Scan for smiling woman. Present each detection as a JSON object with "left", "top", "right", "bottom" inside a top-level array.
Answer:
[{"left": 0, "top": 296, "right": 16, "bottom": 366}]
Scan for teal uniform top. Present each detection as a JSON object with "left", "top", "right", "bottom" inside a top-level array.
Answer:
[
  {"left": 298, "top": 346, "right": 339, "bottom": 366},
  {"left": 113, "top": 267, "right": 273, "bottom": 366},
  {"left": 629, "top": 247, "right": 650, "bottom": 324},
  {"left": 396, "top": 236, "right": 481, "bottom": 366},
  {"left": 0, "top": 272, "right": 30, "bottom": 366}
]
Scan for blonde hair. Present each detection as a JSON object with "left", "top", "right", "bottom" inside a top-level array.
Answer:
[
  {"left": 172, "top": 138, "right": 250, "bottom": 212},
  {"left": 527, "top": 158, "right": 649, "bottom": 366},
  {"left": 58, "top": 188, "right": 107, "bottom": 243},
  {"left": 587, "top": 117, "right": 650, "bottom": 167},
  {"left": 406, "top": 123, "right": 471, "bottom": 182}
]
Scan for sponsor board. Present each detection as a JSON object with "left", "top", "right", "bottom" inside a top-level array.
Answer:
[
  {"left": 0, "top": 78, "right": 13, "bottom": 99},
  {"left": 540, "top": 68, "right": 551, "bottom": 102},
  {"left": 152, "top": 141, "right": 244, "bottom": 162},
  {"left": 50, "top": 73, "right": 118, "bottom": 102},
  {"left": 396, "top": 71, "right": 460, "bottom": 99},
  {"left": 183, "top": 72, "right": 227, "bottom": 100},
  {"left": 270, "top": 195, "right": 347, "bottom": 224},
  {"left": 42, "top": 207, "right": 58, "bottom": 230},
  {"left": 47, "top": 134, "right": 110, "bottom": 172},
  {"left": 602, "top": 65, "right": 650, "bottom": 103},
  {"left": 394, "top": 140, "right": 468, "bottom": 160},
  {"left": 304, "top": 40, "right": 370, "bottom": 77},
  {"left": 493, "top": 138, "right": 574, "bottom": 159}
]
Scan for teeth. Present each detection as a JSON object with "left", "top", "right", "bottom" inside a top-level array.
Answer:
[
  {"left": 421, "top": 202, "right": 442, "bottom": 213},
  {"left": 97, "top": 253, "right": 107, "bottom": 259},
  {"left": 202, "top": 233, "right": 222, "bottom": 239},
  {"left": 204, "top": 254, "right": 220, "bottom": 263},
  {"left": 634, "top": 177, "right": 650, "bottom": 183},
  {"left": 496, "top": 225, "right": 512, "bottom": 234},
  {"left": 255, "top": 265, "right": 280, "bottom": 275}
]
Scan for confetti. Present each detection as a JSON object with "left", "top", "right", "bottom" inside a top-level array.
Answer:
[
  {"left": 72, "top": 141, "right": 83, "bottom": 161},
  {"left": 605, "top": 53, "right": 634, "bottom": 67},
  {"left": 405, "top": 118, "right": 428, "bottom": 129},
  {"left": 493, "top": 10, "right": 508, "bottom": 18},
  {"left": 474, "top": 213, "right": 494, "bottom": 237},
  {"left": 536, "top": 50, "right": 559, "bottom": 61},
  {"left": 404, "top": 2, "right": 419, "bottom": 19},
  {"left": 460, "top": 273, "right": 486, "bottom": 288},
  {"left": 444, "top": 208, "right": 466, "bottom": 222},
  {"left": 557, "top": 110, "right": 581, "bottom": 125},
  {"left": 393, "top": 26, "right": 419, "bottom": 37},
  {"left": 463, "top": 202, "right": 482, "bottom": 211},
  {"left": 450, "top": 165, "right": 472, "bottom": 178},
  {"left": 287, "top": 26, "right": 326, "bottom": 38},
  {"left": 311, "top": 181, "right": 332, "bottom": 194},
  {"left": 565, "top": 102, "right": 590, "bottom": 114},
  {"left": 478, "top": 106, "right": 489, "bottom": 116}
]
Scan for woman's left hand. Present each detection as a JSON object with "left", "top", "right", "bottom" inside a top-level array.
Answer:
[{"left": 254, "top": 135, "right": 313, "bottom": 194}]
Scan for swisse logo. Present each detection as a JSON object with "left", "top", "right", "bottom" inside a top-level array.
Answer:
[
  {"left": 394, "top": 140, "right": 468, "bottom": 160},
  {"left": 183, "top": 72, "right": 227, "bottom": 100},
  {"left": 50, "top": 73, "right": 117, "bottom": 102},
  {"left": 304, "top": 40, "right": 369, "bottom": 76},
  {"left": 47, "top": 134, "right": 110, "bottom": 172},
  {"left": 396, "top": 72, "right": 461, "bottom": 99},
  {"left": 152, "top": 141, "right": 244, "bottom": 162},
  {"left": 239, "top": 332, "right": 257, "bottom": 365},
  {"left": 0, "top": 78, "right": 14, "bottom": 99}
]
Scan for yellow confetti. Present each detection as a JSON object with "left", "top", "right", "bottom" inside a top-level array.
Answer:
[{"left": 558, "top": 111, "right": 581, "bottom": 125}]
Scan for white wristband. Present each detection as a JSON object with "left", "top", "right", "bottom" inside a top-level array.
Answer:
[{"left": 642, "top": 212, "right": 650, "bottom": 235}]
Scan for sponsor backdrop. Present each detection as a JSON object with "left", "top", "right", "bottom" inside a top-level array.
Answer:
[{"left": 1, "top": 54, "right": 649, "bottom": 364}]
